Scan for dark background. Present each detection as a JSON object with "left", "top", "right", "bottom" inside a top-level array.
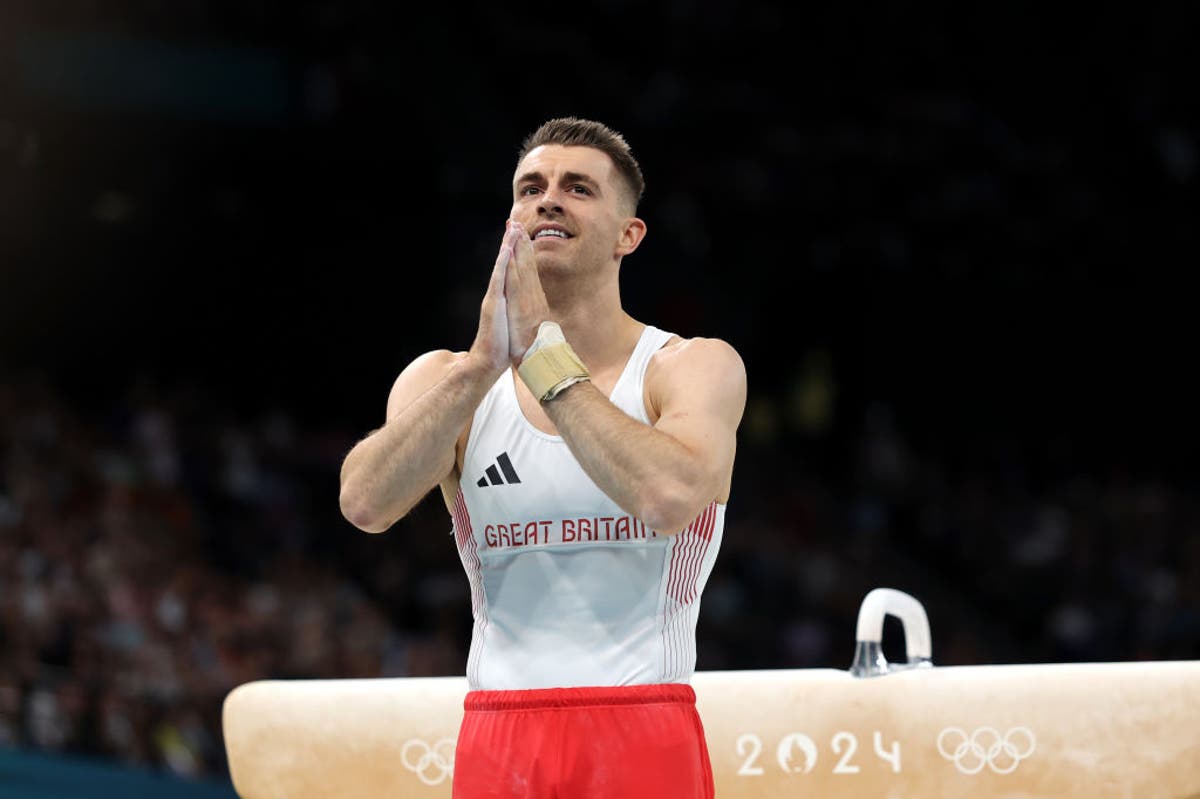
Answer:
[{"left": 2, "top": 0, "right": 1198, "bottom": 787}]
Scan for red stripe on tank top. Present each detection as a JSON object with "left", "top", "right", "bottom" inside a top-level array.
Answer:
[
  {"left": 667, "top": 503, "right": 715, "bottom": 603},
  {"left": 685, "top": 504, "right": 717, "bottom": 602},
  {"left": 665, "top": 508, "right": 695, "bottom": 602},
  {"left": 662, "top": 502, "right": 717, "bottom": 678},
  {"left": 675, "top": 509, "right": 703, "bottom": 602},
  {"left": 452, "top": 489, "right": 487, "bottom": 682}
]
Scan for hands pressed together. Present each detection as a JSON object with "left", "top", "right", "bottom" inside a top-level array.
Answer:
[{"left": 470, "top": 220, "right": 553, "bottom": 376}]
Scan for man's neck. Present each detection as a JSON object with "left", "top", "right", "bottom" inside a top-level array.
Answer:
[{"left": 542, "top": 271, "right": 641, "bottom": 373}]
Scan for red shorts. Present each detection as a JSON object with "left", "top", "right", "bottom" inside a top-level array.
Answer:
[{"left": 452, "top": 683, "right": 714, "bottom": 799}]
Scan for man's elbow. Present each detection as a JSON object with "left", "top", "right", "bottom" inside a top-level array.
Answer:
[
  {"left": 339, "top": 486, "right": 400, "bottom": 534},
  {"left": 639, "top": 484, "right": 710, "bottom": 537}
]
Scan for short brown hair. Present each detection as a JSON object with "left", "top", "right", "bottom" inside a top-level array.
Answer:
[{"left": 517, "top": 118, "right": 645, "bottom": 211}]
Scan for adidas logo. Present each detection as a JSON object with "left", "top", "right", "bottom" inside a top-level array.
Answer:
[{"left": 476, "top": 452, "right": 522, "bottom": 487}]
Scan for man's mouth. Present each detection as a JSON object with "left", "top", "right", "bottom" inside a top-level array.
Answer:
[{"left": 532, "top": 226, "right": 572, "bottom": 240}]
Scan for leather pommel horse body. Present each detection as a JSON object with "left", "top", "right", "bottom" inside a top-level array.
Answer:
[{"left": 222, "top": 589, "right": 1200, "bottom": 798}]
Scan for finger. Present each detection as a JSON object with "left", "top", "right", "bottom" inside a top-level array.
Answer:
[
  {"left": 509, "top": 229, "right": 545, "bottom": 303},
  {"left": 512, "top": 223, "right": 536, "bottom": 268},
  {"left": 489, "top": 224, "right": 520, "bottom": 293},
  {"left": 504, "top": 243, "right": 522, "bottom": 296},
  {"left": 508, "top": 221, "right": 536, "bottom": 274},
  {"left": 490, "top": 245, "right": 510, "bottom": 291}
]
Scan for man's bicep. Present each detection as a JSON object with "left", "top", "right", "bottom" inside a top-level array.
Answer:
[
  {"left": 651, "top": 339, "right": 748, "bottom": 485},
  {"left": 384, "top": 349, "right": 465, "bottom": 422},
  {"left": 375, "top": 349, "right": 473, "bottom": 497}
]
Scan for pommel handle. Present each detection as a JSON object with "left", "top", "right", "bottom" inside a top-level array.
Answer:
[{"left": 849, "top": 587, "right": 933, "bottom": 678}]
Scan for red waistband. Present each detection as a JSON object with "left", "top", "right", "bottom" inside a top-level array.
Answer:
[{"left": 464, "top": 683, "right": 696, "bottom": 711}]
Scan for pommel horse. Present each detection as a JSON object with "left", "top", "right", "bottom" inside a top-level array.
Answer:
[{"left": 222, "top": 588, "right": 1200, "bottom": 797}]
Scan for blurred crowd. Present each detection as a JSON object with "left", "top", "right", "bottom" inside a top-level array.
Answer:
[
  {"left": 0, "top": 375, "right": 459, "bottom": 779},
  {"left": 2, "top": 363, "right": 1197, "bottom": 782}
]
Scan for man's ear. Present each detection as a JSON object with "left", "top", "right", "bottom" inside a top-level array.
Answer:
[{"left": 616, "top": 217, "right": 647, "bottom": 257}]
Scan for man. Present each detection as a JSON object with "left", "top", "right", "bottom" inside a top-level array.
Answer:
[{"left": 339, "top": 118, "right": 746, "bottom": 798}]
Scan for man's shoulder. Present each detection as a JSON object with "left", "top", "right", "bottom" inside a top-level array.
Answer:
[
  {"left": 383, "top": 349, "right": 473, "bottom": 418},
  {"left": 644, "top": 332, "right": 746, "bottom": 422},
  {"left": 652, "top": 334, "right": 744, "bottom": 370},
  {"left": 387, "top": 349, "right": 467, "bottom": 392},
  {"left": 648, "top": 333, "right": 746, "bottom": 387},
  {"left": 409, "top": 348, "right": 471, "bottom": 370}
]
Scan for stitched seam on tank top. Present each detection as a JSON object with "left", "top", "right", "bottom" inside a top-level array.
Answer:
[
  {"left": 507, "top": 326, "right": 656, "bottom": 441},
  {"left": 466, "top": 701, "right": 691, "bottom": 714},
  {"left": 505, "top": 368, "right": 569, "bottom": 443},
  {"left": 604, "top": 324, "right": 652, "bottom": 411},
  {"left": 623, "top": 326, "right": 673, "bottom": 425},
  {"left": 463, "top": 372, "right": 509, "bottom": 467}
]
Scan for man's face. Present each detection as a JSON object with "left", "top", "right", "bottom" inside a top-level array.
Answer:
[{"left": 510, "top": 144, "right": 631, "bottom": 274}]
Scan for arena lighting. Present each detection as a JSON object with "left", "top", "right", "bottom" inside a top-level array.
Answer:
[{"left": 222, "top": 588, "right": 1200, "bottom": 798}]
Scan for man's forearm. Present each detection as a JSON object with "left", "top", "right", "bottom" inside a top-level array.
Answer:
[
  {"left": 339, "top": 357, "right": 498, "bottom": 533},
  {"left": 542, "top": 382, "right": 710, "bottom": 533}
]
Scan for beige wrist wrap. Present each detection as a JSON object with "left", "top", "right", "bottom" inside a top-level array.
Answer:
[{"left": 518, "top": 321, "right": 590, "bottom": 402}]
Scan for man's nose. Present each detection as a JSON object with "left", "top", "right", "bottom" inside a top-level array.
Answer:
[{"left": 537, "top": 187, "right": 564, "bottom": 214}]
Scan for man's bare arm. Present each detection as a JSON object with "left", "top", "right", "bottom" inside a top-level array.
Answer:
[
  {"left": 338, "top": 222, "right": 521, "bottom": 533},
  {"left": 499, "top": 220, "right": 745, "bottom": 533},
  {"left": 541, "top": 338, "right": 746, "bottom": 534},
  {"left": 338, "top": 352, "right": 497, "bottom": 533}
]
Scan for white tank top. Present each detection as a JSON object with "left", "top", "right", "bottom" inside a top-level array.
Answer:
[{"left": 449, "top": 325, "right": 726, "bottom": 690}]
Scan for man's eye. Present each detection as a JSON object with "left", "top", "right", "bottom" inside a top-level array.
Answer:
[
  {"left": 521, "top": 186, "right": 541, "bottom": 196},
  {"left": 569, "top": 185, "right": 591, "bottom": 194}
]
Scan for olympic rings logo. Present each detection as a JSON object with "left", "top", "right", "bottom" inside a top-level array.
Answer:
[
  {"left": 401, "top": 737, "right": 456, "bottom": 786},
  {"left": 936, "top": 727, "right": 1036, "bottom": 775}
]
